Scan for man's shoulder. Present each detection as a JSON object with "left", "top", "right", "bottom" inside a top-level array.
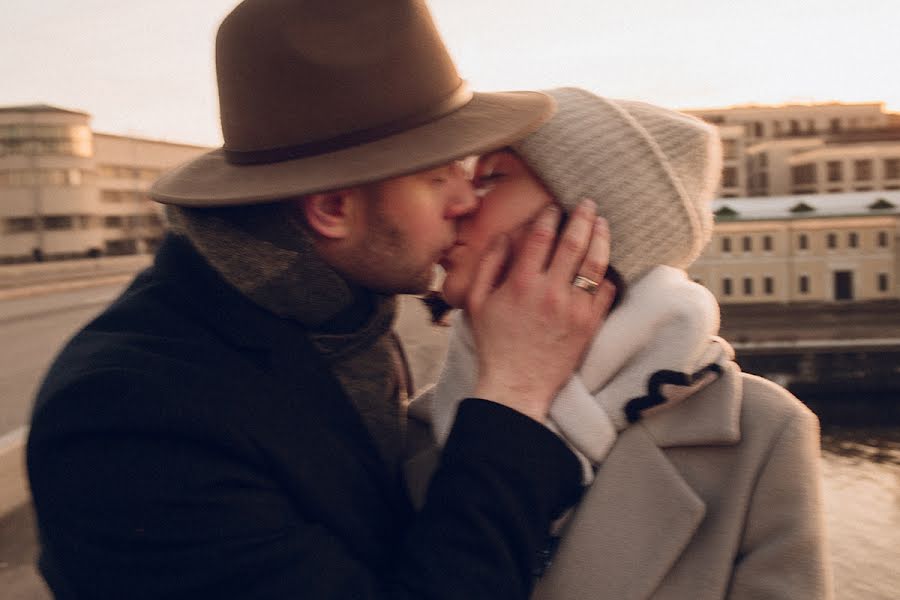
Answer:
[{"left": 32, "top": 265, "right": 268, "bottom": 425}]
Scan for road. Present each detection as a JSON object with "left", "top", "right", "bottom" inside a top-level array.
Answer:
[{"left": 0, "top": 282, "right": 131, "bottom": 439}]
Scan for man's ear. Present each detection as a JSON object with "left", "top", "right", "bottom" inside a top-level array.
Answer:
[{"left": 302, "top": 190, "right": 357, "bottom": 239}]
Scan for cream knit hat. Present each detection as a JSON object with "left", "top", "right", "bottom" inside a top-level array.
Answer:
[{"left": 512, "top": 88, "right": 722, "bottom": 284}]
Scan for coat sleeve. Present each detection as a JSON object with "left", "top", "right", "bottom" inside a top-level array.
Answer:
[
  {"left": 727, "top": 406, "right": 834, "bottom": 599},
  {"left": 28, "top": 370, "right": 582, "bottom": 600}
]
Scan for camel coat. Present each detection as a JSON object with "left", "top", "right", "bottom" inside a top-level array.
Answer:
[
  {"left": 408, "top": 359, "right": 833, "bottom": 599},
  {"left": 532, "top": 359, "right": 832, "bottom": 599}
]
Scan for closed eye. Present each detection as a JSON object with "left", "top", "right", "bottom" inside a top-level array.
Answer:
[{"left": 473, "top": 172, "right": 505, "bottom": 197}]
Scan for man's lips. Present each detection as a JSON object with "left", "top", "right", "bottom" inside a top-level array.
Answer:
[{"left": 439, "top": 241, "right": 465, "bottom": 269}]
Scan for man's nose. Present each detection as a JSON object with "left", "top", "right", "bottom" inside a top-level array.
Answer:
[{"left": 446, "top": 163, "right": 479, "bottom": 218}]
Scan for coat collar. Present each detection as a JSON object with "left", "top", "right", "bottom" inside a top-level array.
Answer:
[
  {"left": 532, "top": 361, "right": 743, "bottom": 600},
  {"left": 533, "top": 424, "right": 707, "bottom": 600},
  {"left": 144, "top": 234, "right": 409, "bottom": 508},
  {"left": 640, "top": 358, "right": 742, "bottom": 448},
  {"left": 145, "top": 233, "right": 306, "bottom": 351}
]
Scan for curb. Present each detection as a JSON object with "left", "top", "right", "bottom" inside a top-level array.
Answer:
[
  {"left": 0, "top": 426, "right": 29, "bottom": 518},
  {"left": 0, "top": 274, "right": 135, "bottom": 301}
]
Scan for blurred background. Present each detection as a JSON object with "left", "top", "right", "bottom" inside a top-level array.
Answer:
[{"left": 1, "top": 1, "right": 898, "bottom": 598}]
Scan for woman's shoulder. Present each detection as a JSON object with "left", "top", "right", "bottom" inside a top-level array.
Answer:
[{"left": 737, "top": 371, "right": 820, "bottom": 437}]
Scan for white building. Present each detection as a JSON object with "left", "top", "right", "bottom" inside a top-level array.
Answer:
[{"left": 0, "top": 105, "right": 209, "bottom": 263}]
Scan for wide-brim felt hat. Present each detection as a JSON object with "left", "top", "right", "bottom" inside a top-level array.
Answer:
[{"left": 151, "top": 0, "right": 554, "bottom": 207}]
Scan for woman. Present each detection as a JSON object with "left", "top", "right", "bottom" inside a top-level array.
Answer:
[{"left": 408, "top": 88, "right": 832, "bottom": 599}]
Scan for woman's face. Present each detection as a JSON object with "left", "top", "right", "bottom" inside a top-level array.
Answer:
[{"left": 440, "top": 150, "right": 555, "bottom": 308}]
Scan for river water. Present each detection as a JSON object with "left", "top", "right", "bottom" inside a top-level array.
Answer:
[{"left": 821, "top": 428, "right": 900, "bottom": 600}]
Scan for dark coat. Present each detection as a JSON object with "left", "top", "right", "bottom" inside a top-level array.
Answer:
[{"left": 27, "top": 234, "right": 581, "bottom": 600}]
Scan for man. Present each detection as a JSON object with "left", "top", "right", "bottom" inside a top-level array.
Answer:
[{"left": 27, "top": 1, "right": 615, "bottom": 598}]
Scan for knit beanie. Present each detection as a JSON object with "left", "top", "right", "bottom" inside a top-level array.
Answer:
[{"left": 512, "top": 88, "right": 722, "bottom": 284}]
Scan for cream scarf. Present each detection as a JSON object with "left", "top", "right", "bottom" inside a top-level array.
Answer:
[{"left": 416, "top": 266, "right": 733, "bottom": 482}]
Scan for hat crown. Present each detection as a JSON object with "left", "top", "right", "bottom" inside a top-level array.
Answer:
[{"left": 216, "top": 0, "right": 463, "bottom": 154}]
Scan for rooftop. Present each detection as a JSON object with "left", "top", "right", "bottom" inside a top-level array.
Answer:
[
  {"left": 0, "top": 104, "right": 89, "bottom": 116},
  {"left": 713, "top": 191, "right": 900, "bottom": 222}
]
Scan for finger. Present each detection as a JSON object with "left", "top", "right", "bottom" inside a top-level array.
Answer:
[
  {"left": 547, "top": 199, "right": 596, "bottom": 286},
  {"left": 466, "top": 234, "right": 510, "bottom": 314},
  {"left": 591, "top": 279, "right": 617, "bottom": 317},
  {"left": 575, "top": 217, "right": 611, "bottom": 286},
  {"left": 507, "top": 204, "right": 559, "bottom": 280}
]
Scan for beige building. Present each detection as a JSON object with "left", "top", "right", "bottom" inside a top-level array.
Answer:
[
  {"left": 0, "top": 105, "right": 209, "bottom": 263},
  {"left": 685, "top": 102, "right": 888, "bottom": 144},
  {"left": 689, "top": 191, "right": 900, "bottom": 304},
  {"left": 719, "top": 125, "right": 747, "bottom": 197},
  {"left": 684, "top": 102, "right": 900, "bottom": 199}
]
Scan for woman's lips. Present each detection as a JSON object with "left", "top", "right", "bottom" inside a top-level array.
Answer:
[{"left": 439, "top": 242, "right": 466, "bottom": 269}]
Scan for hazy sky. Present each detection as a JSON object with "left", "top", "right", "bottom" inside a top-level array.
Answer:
[{"left": 3, "top": 0, "right": 898, "bottom": 146}]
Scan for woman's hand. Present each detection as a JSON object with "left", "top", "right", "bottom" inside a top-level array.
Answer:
[{"left": 467, "top": 200, "right": 616, "bottom": 423}]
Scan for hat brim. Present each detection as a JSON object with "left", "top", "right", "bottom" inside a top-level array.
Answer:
[{"left": 150, "top": 91, "right": 554, "bottom": 206}]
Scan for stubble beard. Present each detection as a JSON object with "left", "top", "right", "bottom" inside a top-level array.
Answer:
[{"left": 360, "top": 203, "right": 435, "bottom": 296}]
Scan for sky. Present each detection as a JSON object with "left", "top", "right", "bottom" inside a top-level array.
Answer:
[{"left": 2, "top": 0, "right": 898, "bottom": 147}]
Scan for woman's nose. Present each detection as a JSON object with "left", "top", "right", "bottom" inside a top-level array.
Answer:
[{"left": 447, "top": 185, "right": 478, "bottom": 219}]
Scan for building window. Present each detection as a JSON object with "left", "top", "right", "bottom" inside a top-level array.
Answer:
[
  {"left": 4, "top": 217, "right": 36, "bottom": 233},
  {"left": 854, "top": 159, "right": 873, "bottom": 181},
  {"left": 42, "top": 215, "right": 74, "bottom": 230},
  {"left": 758, "top": 172, "right": 769, "bottom": 190},
  {"left": 764, "top": 277, "right": 774, "bottom": 295},
  {"left": 885, "top": 158, "right": 900, "bottom": 180},
  {"left": 722, "top": 278, "right": 733, "bottom": 296},
  {"left": 827, "top": 161, "right": 843, "bottom": 182},
  {"left": 799, "top": 275, "right": 810, "bottom": 294},
  {"left": 878, "top": 231, "right": 889, "bottom": 247},
  {"left": 763, "top": 235, "right": 773, "bottom": 251},
  {"left": 754, "top": 122, "right": 764, "bottom": 137},
  {"left": 758, "top": 153, "right": 768, "bottom": 168},
  {"left": 104, "top": 216, "right": 124, "bottom": 228},
  {"left": 848, "top": 232, "right": 859, "bottom": 248},
  {"left": 721, "top": 237, "right": 732, "bottom": 253},
  {"left": 773, "top": 122, "right": 783, "bottom": 136},
  {"left": 798, "top": 233, "right": 809, "bottom": 250},
  {"left": 743, "top": 277, "right": 753, "bottom": 295},
  {"left": 789, "top": 120, "right": 801, "bottom": 135},
  {"left": 722, "top": 166, "right": 738, "bottom": 187},
  {"left": 806, "top": 119, "right": 816, "bottom": 134},
  {"left": 791, "top": 164, "right": 817, "bottom": 185},
  {"left": 878, "top": 273, "right": 890, "bottom": 292},
  {"left": 0, "top": 124, "right": 92, "bottom": 157},
  {"left": 830, "top": 118, "right": 842, "bottom": 133},
  {"left": 827, "top": 233, "right": 837, "bottom": 249},
  {"left": 742, "top": 236, "right": 752, "bottom": 252},
  {"left": 722, "top": 140, "right": 738, "bottom": 161}
]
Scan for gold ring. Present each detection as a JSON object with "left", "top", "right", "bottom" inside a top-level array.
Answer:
[{"left": 572, "top": 275, "right": 601, "bottom": 294}]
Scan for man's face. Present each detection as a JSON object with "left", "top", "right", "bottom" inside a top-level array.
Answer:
[{"left": 345, "top": 162, "right": 478, "bottom": 295}]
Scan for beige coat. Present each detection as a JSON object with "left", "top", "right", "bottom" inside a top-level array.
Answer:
[{"left": 407, "top": 359, "right": 833, "bottom": 599}]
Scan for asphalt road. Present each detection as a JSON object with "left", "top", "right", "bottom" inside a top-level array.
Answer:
[{"left": 0, "top": 282, "right": 130, "bottom": 438}]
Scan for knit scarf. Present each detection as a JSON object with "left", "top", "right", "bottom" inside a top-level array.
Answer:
[
  {"left": 422, "top": 266, "right": 731, "bottom": 482},
  {"left": 167, "top": 204, "right": 405, "bottom": 472}
]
